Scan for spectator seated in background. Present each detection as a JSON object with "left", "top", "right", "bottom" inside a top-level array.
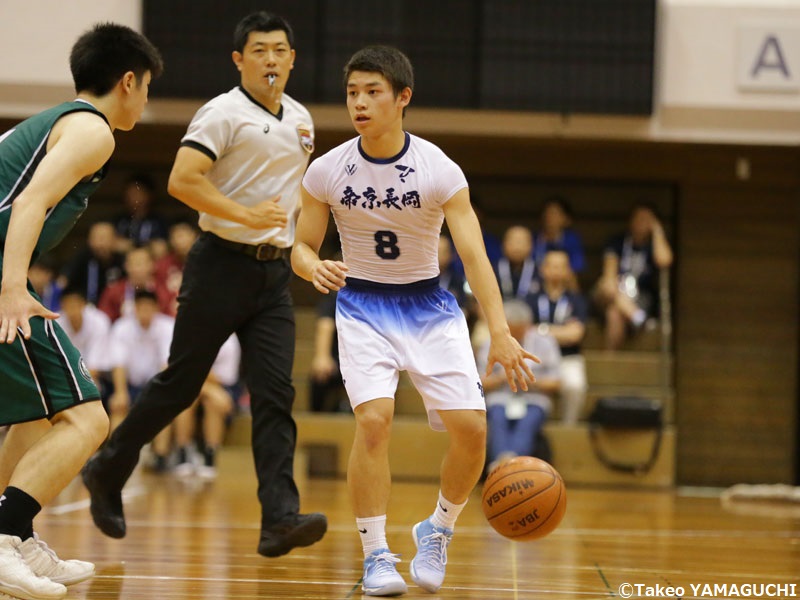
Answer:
[
  {"left": 527, "top": 249, "right": 589, "bottom": 424},
  {"left": 172, "top": 334, "right": 241, "bottom": 480},
  {"left": 27, "top": 255, "right": 62, "bottom": 311},
  {"left": 477, "top": 300, "right": 561, "bottom": 472},
  {"left": 438, "top": 233, "right": 468, "bottom": 308},
  {"left": 449, "top": 198, "right": 502, "bottom": 278},
  {"left": 593, "top": 203, "right": 674, "bottom": 350},
  {"left": 154, "top": 221, "right": 200, "bottom": 316},
  {"left": 57, "top": 287, "right": 113, "bottom": 386},
  {"left": 473, "top": 224, "right": 539, "bottom": 354},
  {"left": 308, "top": 290, "right": 347, "bottom": 413},
  {"left": 532, "top": 196, "right": 586, "bottom": 289},
  {"left": 113, "top": 173, "right": 169, "bottom": 259},
  {"left": 99, "top": 246, "right": 171, "bottom": 322},
  {"left": 496, "top": 225, "right": 539, "bottom": 299},
  {"left": 107, "top": 290, "right": 175, "bottom": 470},
  {"left": 58, "top": 220, "right": 125, "bottom": 305}
]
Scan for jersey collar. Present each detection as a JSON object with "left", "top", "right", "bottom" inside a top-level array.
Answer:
[
  {"left": 357, "top": 131, "right": 410, "bottom": 164},
  {"left": 72, "top": 98, "right": 111, "bottom": 126},
  {"left": 237, "top": 86, "right": 283, "bottom": 120}
]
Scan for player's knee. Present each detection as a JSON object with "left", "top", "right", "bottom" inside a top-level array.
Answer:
[
  {"left": 81, "top": 402, "right": 110, "bottom": 446},
  {"left": 451, "top": 412, "right": 487, "bottom": 446},
  {"left": 54, "top": 401, "right": 110, "bottom": 448},
  {"left": 206, "top": 391, "right": 233, "bottom": 415},
  {"left": 354, "top": 407, "right": 393, "bottom": 447}
]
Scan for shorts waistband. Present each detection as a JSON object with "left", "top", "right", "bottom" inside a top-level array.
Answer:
[
  {"left": 205, "top": 232, "right": 289, "bottom": 261},
  {"left": 344, "top": 276, "right": 440, "bottom": 294}
]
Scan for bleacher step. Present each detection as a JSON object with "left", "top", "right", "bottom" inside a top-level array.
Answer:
[{"left": 226, "top": 413, "right": 674, "bottom": 487}]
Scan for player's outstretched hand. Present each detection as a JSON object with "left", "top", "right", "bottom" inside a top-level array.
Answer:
[
  {"left": 311, "top": 260, "right": 348, "bottom": 294},
  {"left": 485, "top": 333, "right": 540, "bottom": 393},
  {"left": 0, "top": 288, "right": 59, "bottom": 344},
  {"left": 246, "top": 196, "right": 288, "bottom": 229}
]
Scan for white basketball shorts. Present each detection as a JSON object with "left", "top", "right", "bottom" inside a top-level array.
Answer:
[{"left": 335, "top": 277, "right": 485, "bottom": 431}]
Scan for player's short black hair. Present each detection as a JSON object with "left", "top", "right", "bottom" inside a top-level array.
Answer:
[
  {"left": 343, "top": 45, "right": 414, "bottom": 97},
  {"left": 70, "top": 23, "right": 163, "bottom": 96},
  {"left": 29, "top": 255, "right": 58, "bottom": 274},
  {"left": 60, "top": 286, "right": 88, "bottom": 301},
  {"left": 134, "top": 289, "right": 158, "bottom": 303},
  {"left": 541, "top": 195, "right": 574, "bottom": 220},
  {"left": 632, "top": 201, "right": 662, "bottom": 220},
  {"left": 234, "top": 12, "right": 294, "bottom": 52}
]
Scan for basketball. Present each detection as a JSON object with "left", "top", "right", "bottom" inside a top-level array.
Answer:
[{"left": 481, "top": 456, "right": 567, "bottom": 541}]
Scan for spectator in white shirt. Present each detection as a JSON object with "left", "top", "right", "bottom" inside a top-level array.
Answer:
[
  {"left": 108, "top": 290, "right": 175, "bottom": 470},
  {"left": 57, "top": 288, "right": 113, "bottom": 381},
  {"left": 477, "top": 300, "right": 561, "bottom": 472},
  {"left": 172, "top": 335, "right": 241, "bottom": 480}
]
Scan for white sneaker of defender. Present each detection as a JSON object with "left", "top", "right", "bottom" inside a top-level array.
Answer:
[
  {"left": 18, "top": 534, "right": 95, "bottom": 586},
  {"left": 0, "top": 534, "right": 66, "bottom": 600}
]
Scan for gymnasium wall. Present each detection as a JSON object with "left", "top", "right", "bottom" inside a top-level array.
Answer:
[{"left": 2, "top": 0, "right": 799, "bottom": 144}]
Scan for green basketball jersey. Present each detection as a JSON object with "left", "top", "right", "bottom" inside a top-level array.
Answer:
[{"left": 0, "top": 101, "right": 109, "bottom": 262}]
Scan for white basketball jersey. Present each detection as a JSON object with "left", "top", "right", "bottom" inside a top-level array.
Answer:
[{"left": 303, "top": 132, "right": 467, "bottom": 284}]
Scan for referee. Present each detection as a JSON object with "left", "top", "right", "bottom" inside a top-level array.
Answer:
[{"left": 82, "top": 12, "right": 327, "bottom": 557}]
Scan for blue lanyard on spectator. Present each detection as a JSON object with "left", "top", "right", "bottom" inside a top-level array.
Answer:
[
  {"left": 498, "top": 258, "right": 536, "bottom": 298},
  {"left": 538, "top": 293, "right": 569, "bottom": 325},
  {"left": 620, "top": 235, "right": 648, "bottom": 278},
  {"left": 620, "top": 236, "right": 633, "bottom": 274},
  {"left": 87, "top": 259, "right": 99, "bottom": 304}
]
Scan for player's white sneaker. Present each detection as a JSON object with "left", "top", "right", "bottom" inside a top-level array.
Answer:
[
  {"left": 171, "top": 461, "right": 195, "bottom": 478},
  {"left": 195, "top": 465, "right": 218, "bottom": 481},
  {"left": 410, "top": 518, "right": 452, "bottom": 593},
  {"left": 19, "top": 533, "right": 95, "bottom": 586},
  {"left": 362, "top": 548, "right": 408, "bottom": 596},
  {"left": 0, "top": 534, "right": 66, "bottom": 600}
]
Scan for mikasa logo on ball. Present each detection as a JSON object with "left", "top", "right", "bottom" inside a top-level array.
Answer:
[{"left": 485, "top": 479, "right": 537, "bottom": 507}]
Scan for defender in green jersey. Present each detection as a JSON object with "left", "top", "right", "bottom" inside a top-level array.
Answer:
[{"left": 0, "top": 23, "right": 161, "bottom": 599}]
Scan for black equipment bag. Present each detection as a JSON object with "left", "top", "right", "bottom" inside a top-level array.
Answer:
[{"left": 588, "top": 396, "right": 664, "bottom": 475}]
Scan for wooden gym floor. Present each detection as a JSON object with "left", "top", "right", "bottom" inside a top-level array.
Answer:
[{"left": 34, "top": 447, "right": 800, "bottom": 599}]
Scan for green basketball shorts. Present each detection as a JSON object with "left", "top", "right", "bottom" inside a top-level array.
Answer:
[{"left": 0, "top": 316, "right": 101, "bottom": 426}]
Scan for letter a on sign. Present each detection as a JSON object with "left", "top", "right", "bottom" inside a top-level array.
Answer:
[
  {"left": 737, "top": 25, "right": 799, "bottom": 92},
  {"left": 751, "top": 36, "right": 791, "bottom": 78}
]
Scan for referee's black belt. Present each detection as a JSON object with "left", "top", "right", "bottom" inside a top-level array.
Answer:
[{"left": 206, "top": 232, "right": 289, "bottom": 261}]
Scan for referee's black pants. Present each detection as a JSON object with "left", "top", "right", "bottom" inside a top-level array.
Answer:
[{"left": 96, "top": 233, "right": 299, "bottom": 527}]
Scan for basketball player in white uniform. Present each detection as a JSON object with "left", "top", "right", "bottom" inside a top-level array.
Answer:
[{"left": 292, "top": 46, "right": 538, "bottom": 596}]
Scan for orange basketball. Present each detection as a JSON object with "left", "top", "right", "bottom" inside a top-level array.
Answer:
[{"left": 481, "top": 456, "right": 567, "bottom": 541}]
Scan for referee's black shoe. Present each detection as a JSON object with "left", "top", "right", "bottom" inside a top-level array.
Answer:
[
  {"left": 258, "top": 513, "right": 328, "bottom": 557},
  {"left": 81, "top": 457, "right": 127, "bottom": 539}
]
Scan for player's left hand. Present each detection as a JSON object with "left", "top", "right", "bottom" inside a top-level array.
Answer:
[
  {"left": 0, "top": 288, "right": 60, "bottom": 344},
  {"left": 311, "top": 259, "right": 348, "bottom": 294},
  {"left": 485, "top": 333, "right": 540, "bottom": 393}
]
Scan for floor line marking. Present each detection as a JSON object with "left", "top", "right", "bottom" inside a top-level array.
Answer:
[
  {"left": 594, "top": 562, "right": 616, "bottom": 597},
  {"left": 44, "top": 486, "right": 147, "bottom": 515},
  {"left": 511, "top": 540, "right": 519, "bottom": 600}
]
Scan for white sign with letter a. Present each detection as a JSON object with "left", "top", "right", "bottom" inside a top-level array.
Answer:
[{"left": 737, "top": 24, "right": 800, "bottom": 93}]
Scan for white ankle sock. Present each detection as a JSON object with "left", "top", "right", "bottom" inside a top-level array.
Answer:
[
  {"left": 430, "top": 491, "right": 466, "bottom": 531},
  {"left": 357, "top": 515, "right": 388, "bottom": 557}
]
